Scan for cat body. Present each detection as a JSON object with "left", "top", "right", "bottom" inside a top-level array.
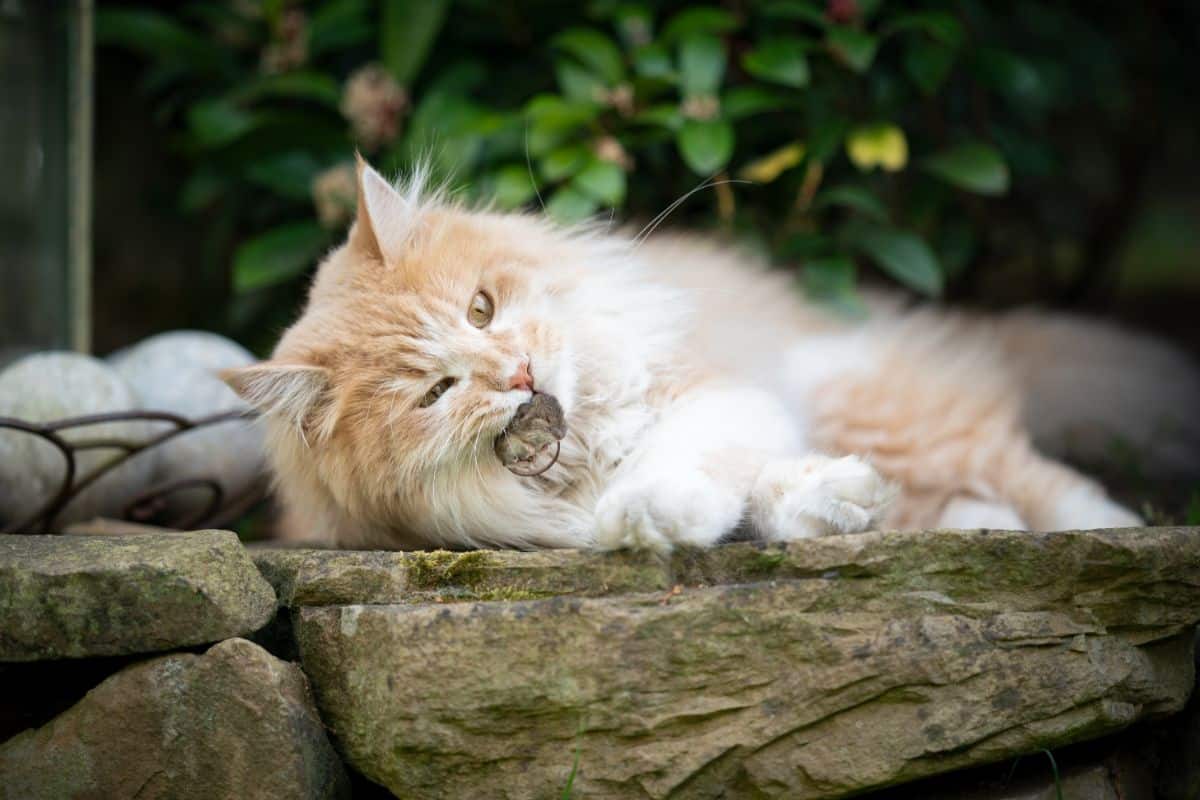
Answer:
[{"left": 224, "top": 160, "right": 1200, "bottom": 550}]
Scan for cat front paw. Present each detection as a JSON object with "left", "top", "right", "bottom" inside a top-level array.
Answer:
[
  {"left": 750, "top": 454, "right": 895, "bottom": 541},
  {"left": 593, "top": 471, "right": 744, "bottom": 553}
]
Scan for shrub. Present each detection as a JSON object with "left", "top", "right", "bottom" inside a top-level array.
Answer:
[{"left": 96, "top": 0, "right": 1194, "bottom": 332}]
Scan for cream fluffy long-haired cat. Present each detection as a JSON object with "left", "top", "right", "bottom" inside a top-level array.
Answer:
[{"left": 223, "top": 157, "right": 1200, "bottom": 551}]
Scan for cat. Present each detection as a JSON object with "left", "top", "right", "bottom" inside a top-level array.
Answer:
[{"left": 222, "top": 157, "right": 1200, "bottom": 551}]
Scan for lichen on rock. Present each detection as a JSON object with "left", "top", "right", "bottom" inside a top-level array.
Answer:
[
  {"left": 0, "top": 531, "right": 276, "bottom": 661},
  {"left": 284, "top": 527, "right": 1200, "bottom": 799}
]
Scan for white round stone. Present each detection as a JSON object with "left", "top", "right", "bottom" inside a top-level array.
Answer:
[
  {"left": 0, "top": 352, "right": 158, "bottom": 529},
  {"left": 108, "top": 331, "right": 264, "bottom": 520}
]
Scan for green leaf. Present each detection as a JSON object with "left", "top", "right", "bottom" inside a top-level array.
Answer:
[
  {"left": 231, "top": 72, "right": 341, "bottom": 106},
  {"left": 884, "top": 11, "right": 964, "bottom": 47},
  {"left": 422, "top": 60, "right": 487, "bottom": 96},
  {"left": 991, "top": 126, "right": 1058, "bottom": 177},
  {"left": 381, "top": 0, "right": 449, "bottom": 84},
  {"left": 187, "top": 100, "right": 257, "bottom": 148},
  {"left": 309, "top": 0, "right": 371, "bottom": 55},
  {"left": 525, "top": 95, "right": 598, "bottom": 154},
  {"left": 677, "top": 119, "right": 735, "bottom": 174},
  {"left": 633, "top": 104, "right": 684, "bottom": 130},
  {"left": 179, "top": 170, "right": 225, "bottom": 213},
  {"left": 96, "top": 9, "right": 232, "bottom": 75},
  {"left": 814, "top": 184, "right": 888, "bottom": 221},
  {"left": 903, "top": 41, "right": 955, "bottom": 95},
  {"left": 633, "top": 44, "right": 674, "bottom": 79},
  {"left": 573, "top": 159, "right": 627, "bottom": 205},
  {"left": 742, "top": 38, "right": 810, "bottom": 87},
  {"left": 540, "top": 145, "right": 589, "bottom": 182},
  {"left": 856, "top": 0, "right": 884, "bottom": 19},
  {"left": 233, "top": 222, "right": 330, "bottom": 293},
  {"left": 556, "top": 60, "right": 606, "bottom": 104},
  {"left": 526, "top": 95, "right": 598, "bottom": 129},
  {"left": 803, "top": 255, "right": 855, "bottom": 294},
  {"left": 491, "top": 165, "right": 538, "bottom": 210},
  {"left": 661, "top": 7, "right": 740, "bottom": 42},
  {"left": 723, "top": 86, "right": 798, "bottom": 119},
  {"left": 807, "top": 119, "right": 849, "bottom": 163},
  {"left": 546, "top": 187, "right": 599, "bottom": 224},
  {"left": 802, "top": 255, "right": 867, "bottom": 316},
  {"left": 937, "top": 220, "right": 977, "bottom": 278},
  {"left": 614, "top": 5, "right": 654, "bottom": 48},
  {"left": 826, "top": 27, "right": 878, "bottom": 72},
  {"left": 678, "top": 35, "right": 726, "bottom": 97},
  {"left": 843, "top": 221, "right": 943, "bottom": 296},
  {"left": 244, "top": 152, "right": 323, "bottom": 200},
  {"left": 554, "top": 28, "right": 626, "bottom": 85},
  {"left": 780, "top": 232, "right": 834, "bottom": 259},
  {"left": 972, "top": 48, "right": 1045, "bottom": 104},
  {"left": 760, "top": 1, "right": 828, "bottom": 26},
  {"left": 922, "top": 142, "right": 1010, "bottom": 195}
]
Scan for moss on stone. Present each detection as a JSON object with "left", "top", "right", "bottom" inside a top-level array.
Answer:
[
  {"left": 0, "top": 531, "right": 277, "bottom": 661},
  {"left": 404, "top": 550, "right": 492, "bottom": 590}
]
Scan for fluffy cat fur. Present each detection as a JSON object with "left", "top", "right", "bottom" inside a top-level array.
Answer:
[{"left": 223, "top": 157, "right": 1200, "bottom": 551}]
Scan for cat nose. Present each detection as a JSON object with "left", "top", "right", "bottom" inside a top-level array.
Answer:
[{"left": 507, "top": 360, "right": 534, "bottom": 392}]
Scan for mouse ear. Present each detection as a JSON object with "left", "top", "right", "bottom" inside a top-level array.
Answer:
[{"left": 349, "top": 153, "right": 418, "bottom": 265}]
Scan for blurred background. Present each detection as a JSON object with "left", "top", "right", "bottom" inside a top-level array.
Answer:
[{"left": 2, "top": 0, "right": 1199, "bottom": 525}]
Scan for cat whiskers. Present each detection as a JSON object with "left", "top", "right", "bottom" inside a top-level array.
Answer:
[
  {"left": 632, "top": 178, "right": 752, "bottom": 248},
  {"left": 470, "top": 428, "right": 486, "bottom": 483},
  {"left": 524, "top": 125, "right": 546, "bottom": 213}
]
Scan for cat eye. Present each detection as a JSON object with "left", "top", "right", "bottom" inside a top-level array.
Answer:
[
  {"left": 468, "top": 291, "right": 494, "bottom": 328},
  {"left": 420, "top": 377, "right": 456, "bottom": 408}
]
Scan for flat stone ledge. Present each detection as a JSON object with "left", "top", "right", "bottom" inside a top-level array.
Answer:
[
  {"left": 0, "top": 531, "right": 276, "bottom": 661},
  {"left": 256, "top": 527, "right": 1200, "bottom": 623},
  {"left": 282, "top": 526, "right": 1200, "bottom": 799},
  {"left": 251, "top": 545, "right": 672, "bottom": 606}
]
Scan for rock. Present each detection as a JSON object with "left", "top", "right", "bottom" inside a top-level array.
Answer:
[
  {"left": 251, "top": 546, "right": 670, "bottom": 606},
  {"left": 291, "top": 527, "right": 1200, "bottom": 799},
  {"left": 0, "top": 653, "right": 144, "bottom": 744},
  {"left": 0, "top": 346, "right": 35, "bottom": 371},
  {"left": 0, "top": 638, "right": 349, "bottom": 799},
  {"left": 59, "top": 516, "right": 176, "bottom": 536},
  {"left": 1155, "top": 631, "right": 1200, "bottom": 800},
  {"left": 0, "top": 530, "right": 276, "bottom": 661},
  {"left": 108, "top": 331, "right": 263, "bottom": 521},
  {"left": 0, "top": 352, "right": 157, "bottom": 529}
]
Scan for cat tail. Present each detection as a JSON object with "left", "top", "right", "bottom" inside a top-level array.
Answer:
[{"left": 993, "top": 310, "right": 1200, "bottom": 477}]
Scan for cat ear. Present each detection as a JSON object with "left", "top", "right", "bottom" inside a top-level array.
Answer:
[
  {"left": 351, "top": 153, "right": 416, "bottom": 264},
  {"left": 222, "top": 362, "right": 331, "bottom": 430}
]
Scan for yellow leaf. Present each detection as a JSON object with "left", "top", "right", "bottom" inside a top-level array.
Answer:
[
  {"left": 739, "top": 141, "right": 806, "bottom": 183},
  {"left": 846, "top": 124, "right": 908, "bottom": 172}
]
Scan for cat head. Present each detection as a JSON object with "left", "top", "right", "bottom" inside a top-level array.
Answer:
[{"left": 222, "top": 157, "right": 597, "bottom": 540}]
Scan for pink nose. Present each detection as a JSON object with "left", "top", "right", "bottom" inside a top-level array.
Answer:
[{"left": 508, "top": 360, "right": 534, "bottom": 392}]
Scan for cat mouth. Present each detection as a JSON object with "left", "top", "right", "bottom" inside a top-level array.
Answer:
[{"left": 494, "top": 392, "right": 567, "bottom": 477}]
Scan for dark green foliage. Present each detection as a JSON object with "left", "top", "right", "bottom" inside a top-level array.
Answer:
[{"left": 96, "top": 1, "right": 1200, "bottom": 332}]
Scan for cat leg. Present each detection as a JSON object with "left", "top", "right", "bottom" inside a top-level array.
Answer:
[
  {"left": 996, "top": 445, "right": 1142, "bottom": 530},
  {"left": 749, "top": 454, "right": 896, "bottom": 541},
  {"left": 801, "top": 330, "right": 1140, "bottom": 532},
  {"left": 936, "top": 495, "right": 1026, "bottom": 530},
  {"left": 593, "top": 385, "right": 797, "bottom": 552}
]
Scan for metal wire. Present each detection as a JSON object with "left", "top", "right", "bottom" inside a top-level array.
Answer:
[{"left": 0, "top": 409, "right": 266, "bottom": 534}]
